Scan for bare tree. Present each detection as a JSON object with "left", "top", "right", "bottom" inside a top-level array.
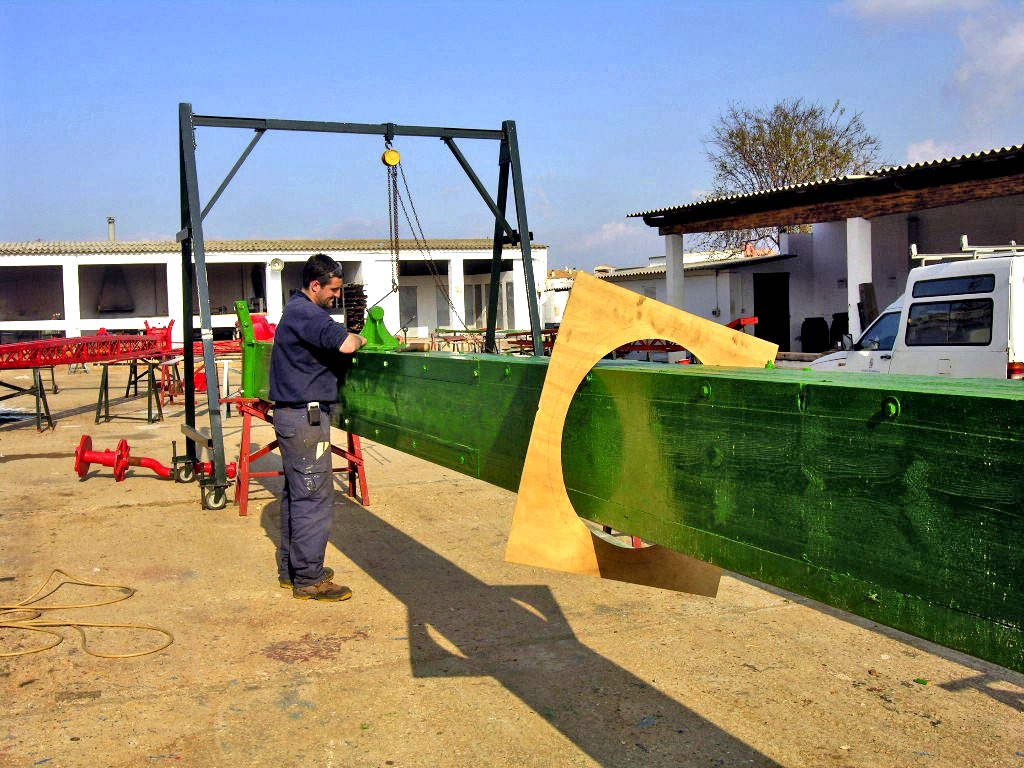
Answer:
[{"left": 698, "top": 99, "right": 884, "bottom": 252}]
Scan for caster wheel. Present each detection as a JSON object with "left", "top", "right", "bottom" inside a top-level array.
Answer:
[
  {"left": 203, "top": 486, "right": 228, "bottom": 510},
  {"left": 174, "top": 463, "right": 195, "bottom": 483}
]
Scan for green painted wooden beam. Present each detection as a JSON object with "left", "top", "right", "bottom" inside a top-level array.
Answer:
[{"left": 239, "top": 342, "right": 1024, "bottom": 672}]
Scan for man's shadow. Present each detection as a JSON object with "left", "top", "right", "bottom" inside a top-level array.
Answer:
[{"left": 255, "top": 463, "right": 778, "bottom": 766}]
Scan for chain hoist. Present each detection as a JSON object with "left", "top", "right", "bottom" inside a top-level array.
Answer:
[
  {"left": 383, "top": 142, "right": 401, "bottom": 294},
  {"left": 376, "top": 139, "right": 469, "bottom": 331}
]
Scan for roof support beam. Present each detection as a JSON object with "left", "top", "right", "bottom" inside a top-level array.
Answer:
[{"left": 653, "top": 173, "right": 1024, "bottom": 236}]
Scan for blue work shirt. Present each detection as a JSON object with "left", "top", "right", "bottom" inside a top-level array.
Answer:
[{"left": 269, "top": 292, "right": 350, "bottom": 405}]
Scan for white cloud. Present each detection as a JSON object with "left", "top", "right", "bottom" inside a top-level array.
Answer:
[
  {"left": 906, "top": 139, "right": 958, "bottom": 163},
  {"left": 566, "top": 219, "right": 661, "bottom": 271},
  {"left": 580, "top": 220, "right": 651, "bottom": 250},
  {"left": 843, "top": 0, "right": 1023, "bottom": 145},
  {"left": 955, "top": 17, "right": 1024, "bottom": 83},
  {"left": 953, "top": 10, "right": 1024, "bottom": 139},
  {"left": 838, "top": 0, "right": 988, "bottom": 19}
]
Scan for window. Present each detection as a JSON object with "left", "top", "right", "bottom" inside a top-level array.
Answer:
[
  {"left": 505, "top": 283, "right": 515, "bottom": 329},
  {"left": 905, "top": 299, "right": 992, "bottom": 346},
  {"left": 475, "top": 284, "right": 486, "bottom": 326},
  {"left": 462, "top": 283, "right": 489, "bottom": 327},
  {"left": 912, "top": 274, "right": 994, "bottom": 298},
  {"left": 435, "top": 286, "right": 450, "bottom": 328},
  {"left": 854, "top": 311, "right": 900, "bottom": 351},
  {"left": 398, "top": 285, "right": 418, "bottom": 330}
]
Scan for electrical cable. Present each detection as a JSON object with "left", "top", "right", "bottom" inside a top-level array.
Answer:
[{"left": 0, "top": 569, "right": 174, "bottom": 659}]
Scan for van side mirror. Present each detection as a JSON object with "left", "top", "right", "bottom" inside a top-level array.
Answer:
[{"left": 841, "top": 334, "right": 853, "bottom": 351}]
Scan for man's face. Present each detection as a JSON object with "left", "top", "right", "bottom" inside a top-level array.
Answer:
[{"left": 309, "top": 276, "right": 343, "bottom": 308}]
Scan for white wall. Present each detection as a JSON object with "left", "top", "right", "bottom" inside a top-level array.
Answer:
[{"left": 0, "top": 244, "right": 549, "bottom": 343}]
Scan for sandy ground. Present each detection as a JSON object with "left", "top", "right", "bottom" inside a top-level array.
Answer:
[{"left": 0, "top": 365, "right": 1021, "bottom": 768}]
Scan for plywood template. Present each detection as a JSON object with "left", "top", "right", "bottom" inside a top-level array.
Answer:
[{"left": 504, "top": 272, "right": 778, "bottom": 594}]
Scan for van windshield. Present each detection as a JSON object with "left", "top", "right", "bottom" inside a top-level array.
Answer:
[{"left": 854, "top": 311, "right": 900, "bottom": 351}]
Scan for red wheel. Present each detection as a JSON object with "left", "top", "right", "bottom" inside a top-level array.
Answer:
[
  {"left": 74, "top": 435, "right": 92, "bottom": 478},
  {"left": 113, "top": 439, "right": 130, "bottom": 482}
]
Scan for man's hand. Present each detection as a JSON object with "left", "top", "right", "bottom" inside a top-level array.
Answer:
[{"left": 339, "top": 334, "right": 368, "bottom": 354}]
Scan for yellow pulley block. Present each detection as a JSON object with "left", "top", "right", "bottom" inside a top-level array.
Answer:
[{"left": 382, "top": 148, "right": 401, "bottom": 167}]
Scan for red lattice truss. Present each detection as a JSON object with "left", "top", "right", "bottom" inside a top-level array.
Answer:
[{"left": 0, "top": 334, "right": 174, "bottom": 371}]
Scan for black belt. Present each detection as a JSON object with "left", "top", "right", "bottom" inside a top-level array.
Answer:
[{"left": 274, "top": 401, "right": 333, "bottom": 409}]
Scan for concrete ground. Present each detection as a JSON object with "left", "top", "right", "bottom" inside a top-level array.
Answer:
[{"left": 0, "top": 365, "right": 1021, "bottom": 768}]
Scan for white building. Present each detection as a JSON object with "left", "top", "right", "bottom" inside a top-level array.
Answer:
[
  {"left": 0, "top": 238, "right": 548, "bottom": 344},
  {"left": 626, "top": 146, "right": 1024, "bottom": 352}
]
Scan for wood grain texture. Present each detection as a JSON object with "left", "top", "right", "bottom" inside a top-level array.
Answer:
[{"left": 503, "top": 272, "right": 777, "bottom": 594}]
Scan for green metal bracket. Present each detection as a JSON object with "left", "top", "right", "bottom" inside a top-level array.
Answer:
[
  {"left": 234, "top": 300, "right": 255, "bottom": 344},
  {"left": 233, "top": 300, "right": 273, "bottom": 399},
  {"left": 362, "top": 306, "right": 401, "bottom": 352}
]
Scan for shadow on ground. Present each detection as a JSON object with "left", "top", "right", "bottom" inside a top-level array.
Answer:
[{"left": 256, "top": 479, "right": 778, "bottom": 766}]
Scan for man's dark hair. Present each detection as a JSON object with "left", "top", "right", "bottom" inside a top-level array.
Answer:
[{"left": 302, "top": 253, "right": 342, "bottom": 288}]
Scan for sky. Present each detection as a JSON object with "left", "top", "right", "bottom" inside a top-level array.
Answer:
[{"left": 1, "top": 0, "right": 1022, "bottom": 271}]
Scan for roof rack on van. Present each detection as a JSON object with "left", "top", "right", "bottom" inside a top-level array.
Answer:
[{"left": 910, "top": 235, "right": 1022, "bottom": 264}]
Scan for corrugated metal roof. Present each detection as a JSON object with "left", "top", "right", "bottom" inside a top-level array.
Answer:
[
  {"left": 0, "top": 238, "right": 547, "bottom": 256},
  {"left": 628, "top": 144, "right": 1024, "bottom": 218},
  {"left": 595, "top": 265, "right": 666, "bottom": 279},
  {"left": 596, "top": 253, "right": 795, "bottom": 280}
]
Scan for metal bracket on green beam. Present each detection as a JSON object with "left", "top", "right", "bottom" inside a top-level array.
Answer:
[
  {"left": 234, "top": 300, "right": 256, "bottom": 344},
  {"left": 362, "top": 306, "right": 401, "bottom": 351}
]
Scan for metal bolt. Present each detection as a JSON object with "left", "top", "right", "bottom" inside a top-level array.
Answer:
[
  {"left": 700, "top": 383, "right": 711, "bottom": 399},
  {"left": 882, "top": 396, "right": 901, "bottom": 419}
]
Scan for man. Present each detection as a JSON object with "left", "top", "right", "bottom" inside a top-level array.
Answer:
[{"left": 270, "top": 254, "right": 367, "bottom": 601}]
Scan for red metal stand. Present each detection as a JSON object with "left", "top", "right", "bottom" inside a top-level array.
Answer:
[{"left": 228, "top": 397, "right": 370, "bottom": 517}]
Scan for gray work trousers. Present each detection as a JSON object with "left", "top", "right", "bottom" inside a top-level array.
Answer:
[{"left": 274, "top": 405, "right": 334, "bottom": 587}]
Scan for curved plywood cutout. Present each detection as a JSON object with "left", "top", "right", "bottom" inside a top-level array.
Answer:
[{"left": 504, "top": 272, "right": 779, "bottom": 595}]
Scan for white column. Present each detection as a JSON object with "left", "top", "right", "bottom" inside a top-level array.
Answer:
[
  {"left": 265, "top": 264, "right": 283, "bottom": 322},
  {"left": 61, "top": 260, "right": 81, "bottom": 338},
  {"left": 665, "top": 234, "right": 685, "bottom": 310},
  {"left": 511, "top": 259, "right": 530, "bottom": 330},
  {"left": 448, "top": 254, "right": 465, "bottom": 328},
  {"left": 165, "top": 259, "right": 185, "bottom": 343},
  {"left": 846, "top": 217, "right": 873, "bottom": 340}
]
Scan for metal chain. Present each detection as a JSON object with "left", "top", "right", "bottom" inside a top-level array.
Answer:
[
  {"left": 369, "top": 146, "right": 402, "bottom": 310},
  {"left": 387, "top": 151, "right": 399, "bottom": 292},
  {"left": 396, "top": 164, "right": 469, "bottom": 330}
]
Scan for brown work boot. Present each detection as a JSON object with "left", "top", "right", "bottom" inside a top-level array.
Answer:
[
  {"left": 292, "top": 578, "right": 353, "bottom": 602},
  {"left": 279, "top": 567, "right": 333, "bottom": 589}
]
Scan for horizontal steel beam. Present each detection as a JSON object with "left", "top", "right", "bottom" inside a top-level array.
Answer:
[{"left": 192, "top": 114, "right": 504, "bottom": 141}]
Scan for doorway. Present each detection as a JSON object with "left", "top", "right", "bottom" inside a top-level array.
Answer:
[{"left": 753, "top": 273, "right": 791, "bottom": 352}]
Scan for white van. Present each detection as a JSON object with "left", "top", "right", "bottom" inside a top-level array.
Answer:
[{"left": 810, "top": 243, "right": 1023, "bottom": 380}]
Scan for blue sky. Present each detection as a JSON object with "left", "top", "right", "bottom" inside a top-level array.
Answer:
[{"left": 1, "top": 0, "right": 1021, "bottom": 270}]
